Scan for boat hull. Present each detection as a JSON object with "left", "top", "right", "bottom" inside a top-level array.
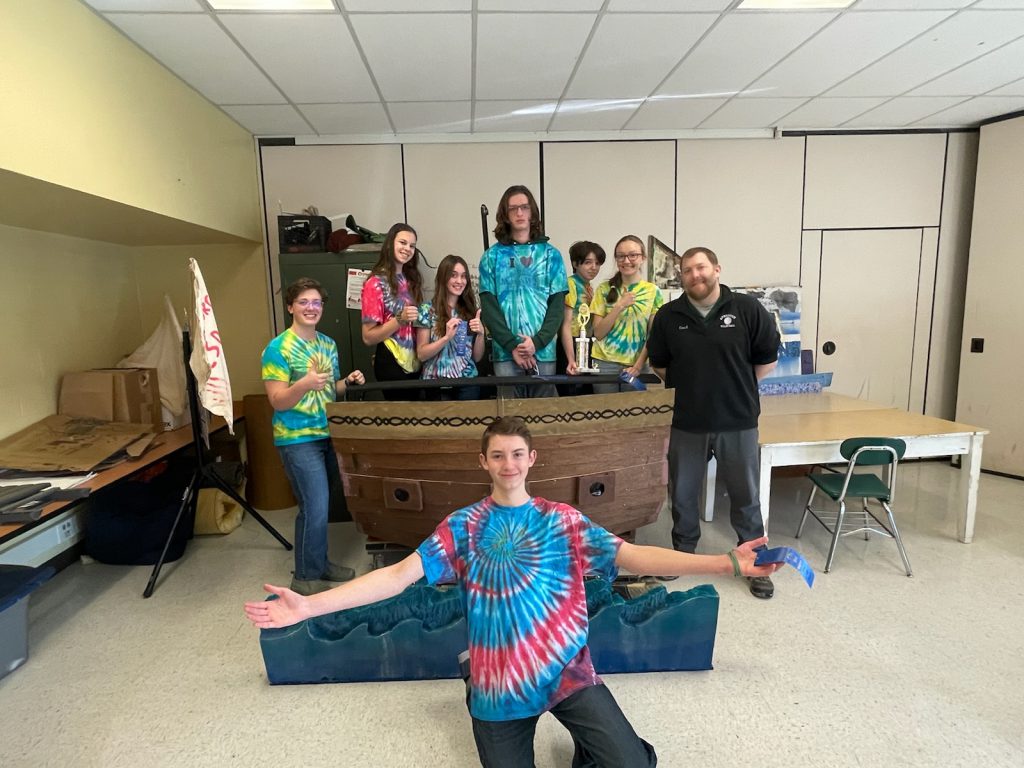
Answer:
[{"left": 327, "top": 390, "right": 674, "bottom": 549}]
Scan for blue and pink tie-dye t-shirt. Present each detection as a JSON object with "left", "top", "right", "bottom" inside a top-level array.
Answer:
[{"left": 417, "top": 496, "right": 622, "bottom": 722}]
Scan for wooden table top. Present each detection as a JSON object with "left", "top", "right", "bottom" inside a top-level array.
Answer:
[
  {"left": 759, "top": 406, "right": 987, "bottom": 446},
  {"left": 0, "top": 412, "right": 239, "bottom": 544}
]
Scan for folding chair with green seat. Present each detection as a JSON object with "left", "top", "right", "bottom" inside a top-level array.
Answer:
[{"left": 796, "top": 437, "right": 913, "bottom": 577}]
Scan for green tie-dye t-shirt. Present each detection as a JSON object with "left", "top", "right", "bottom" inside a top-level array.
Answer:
[
  {"left": 590, "top": 280, "right": 664, "bottom": 366},
  {"left": 261, "top": 328, "right": 340, "bottom": 446}
]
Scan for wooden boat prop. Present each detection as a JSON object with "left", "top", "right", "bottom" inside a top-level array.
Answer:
[{"left": 326, "top": 389, "right": 675, "bottom": 549}]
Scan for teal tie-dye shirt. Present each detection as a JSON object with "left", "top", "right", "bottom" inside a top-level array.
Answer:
[
  {"left": 260, "top": 328, "right": 340, "bottom": 446},
  {"left": 479, "top": 241, "right": 568, "bottom": 363},
  {"left": 591, "top": 280, "right": 664, "bottom": 366}
]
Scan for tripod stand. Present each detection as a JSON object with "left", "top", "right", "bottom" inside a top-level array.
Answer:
[{"left": 143, "top": 327, "right": 292, "bottom": 598}]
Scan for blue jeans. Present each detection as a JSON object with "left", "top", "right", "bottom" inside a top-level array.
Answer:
[
  {"left": 277, "top": 438, "right": 340, "bottom": 580},
  {"left": 471, "top": 684, "right": 657, "bottom": 767},
  {"left": 493, "top": 360, "right": 557, "bottom": 399}
]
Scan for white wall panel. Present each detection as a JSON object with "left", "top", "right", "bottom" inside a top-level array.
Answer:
[
  {"left": 404, "top": 142, "right": 541, "bottom": 284},
  {"left": 542, "top": 141, "right": 675, "bottom": 287},
  {"left": 260, "top": 144, "right": 405, "bottom": 328},
  {"left": 804, "top": 133, "right": 946, "bottom": 229},
  {"left": 677, "top": 137, "right": 804, "bottom": 287},
  {"left": 957, "top": 116, "right": 1024, "bottom": 474},
  {"left": 927, "top": 132, "right": 977, "bottom": 420}
]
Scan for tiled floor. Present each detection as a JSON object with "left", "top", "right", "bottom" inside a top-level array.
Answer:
[{"left": 2, "top": 462, "right": 1022, "bottom": 767}]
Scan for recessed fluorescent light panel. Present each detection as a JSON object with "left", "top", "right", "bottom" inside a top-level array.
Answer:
[
  {"left": 736, "top": 0, "right": 854, "bottom": 9},
  {"left": 206, "top": 0, "right": 335, "bottom": 10}
]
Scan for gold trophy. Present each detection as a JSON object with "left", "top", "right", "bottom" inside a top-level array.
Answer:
[{"left": 574, "top": 304, "right": 599, "bottom": 373}]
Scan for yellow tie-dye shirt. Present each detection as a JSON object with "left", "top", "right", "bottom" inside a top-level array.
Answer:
[
  {"left": 590, "top": 280, "right": 664, "bottom": 366},
  {"left": 260, "top": 328, "right": 339, "bottom": 446}
]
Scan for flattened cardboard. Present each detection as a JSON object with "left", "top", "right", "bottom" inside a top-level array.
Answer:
[{"left": 0, "top": 416, "right": 155, "bottom": 473}]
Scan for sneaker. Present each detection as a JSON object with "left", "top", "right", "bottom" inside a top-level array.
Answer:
[
  {"left": 289, "top": 577, "right": 334, "bottom": 596},
  {"left": 747, "top": 575, "right": 775, "bottom": 600},
  {"left": 322, "top": 561, "right": 356, "bottom": 582}
]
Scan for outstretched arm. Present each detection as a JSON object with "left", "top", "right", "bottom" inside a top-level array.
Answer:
[
  {"left": 244, "top": 553, "right": 425, "bottom": 630},
  {"left": 615, "top": 537, "right": 781, "bottom": 579}
]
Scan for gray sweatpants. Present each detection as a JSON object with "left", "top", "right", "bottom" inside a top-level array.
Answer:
[{"left": 667, "top": 427, "right": 765, "bottom": 553}]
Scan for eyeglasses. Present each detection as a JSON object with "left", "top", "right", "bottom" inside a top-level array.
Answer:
[
  {"left": 294, "top": 299, "right": 323, "bottom": 309},
  {"left": 614, "top": 252, "right": 643, "bottom": 262},
  {"left": 507, "top": 203, "right": 531, "bottom": 215}
]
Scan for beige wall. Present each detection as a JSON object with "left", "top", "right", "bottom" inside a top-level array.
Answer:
[
  {"left": 0, "top": 0, "right": 268, "bottom": 441},
  {"left": 0, "top": 225, "right": 143, "bottom": 437},
  {"left": 958, "top": 116, "right": 1024, "bottom": 474},
  {"left": 0, "top": 0, "right": 261, "bottom": 242},
  {"left": 131, "top": 244, "right": 270, "bottom": 399},
  {"left": 0, "top": 226, "right": 270, "bottom": 439}
]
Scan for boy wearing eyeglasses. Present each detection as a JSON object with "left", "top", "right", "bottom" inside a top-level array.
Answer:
[
  {"left": 261, "top": 277, "right": 365, "bottom": 595},
  {"left": 479, "top": 185, "right": 568, "bottom": 398}
]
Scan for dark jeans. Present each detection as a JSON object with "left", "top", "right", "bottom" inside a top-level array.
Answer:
[
  {"left": 373, "top": 342, "right": 423, "bottom": 401},
  {"left": 667, "top": 427, "right": 765, "bottom": 553},
  {"left": 277, "top": 438, "right": 340, "bottom": 580},
  {"left": 471, "top": 684, "right": 656, "bottom": 768},
  {"left": 493, "top": 360, "right": 557, "bottom": 399}
]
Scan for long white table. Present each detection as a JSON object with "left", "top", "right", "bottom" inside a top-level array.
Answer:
[{"left": 701, "top": 393, "right": 988, "bottom": 544}]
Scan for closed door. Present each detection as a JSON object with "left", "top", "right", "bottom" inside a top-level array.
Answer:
[{"left": 817, "top": 229, "right": 923, "bottom": 409}]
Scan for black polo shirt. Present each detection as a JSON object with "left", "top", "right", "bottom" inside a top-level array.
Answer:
[{"left": 647, "top": 285, "right": 780, "bottom": 433}]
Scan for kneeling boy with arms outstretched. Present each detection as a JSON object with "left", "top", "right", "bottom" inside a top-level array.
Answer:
[{"left": 245, "top": 416, "right": 780, "bottom": 767}]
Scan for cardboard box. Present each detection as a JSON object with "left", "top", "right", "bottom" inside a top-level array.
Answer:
[{"left": 59, "top": 368, "right": 162, "bottom": 429}]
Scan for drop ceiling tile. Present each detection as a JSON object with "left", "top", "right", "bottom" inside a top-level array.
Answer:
[
  {"left": 478, "top": 1, "right": 603, "bottom": 9},
  {"left": 749, "top": 10, "right": 954, "bottom": 97},
  {"left": 851, "top": 0, "right": 972, "bottom": 8},
  {"left": 828, "top": 10, "right": 1024, "bottom": 96},
  {"left": 221, "top": 104, "right": 311, "bottom": 135},
  {"left": 908, "top": 37, "right": 1024, "bottom": 95},
  {"left": 657, "top": 11, "right": 835, "bottom": 98},
  {"left": 388, "top": 102, "right": 472, "bottom": 133},
  {"left": 567, "top": 13, "right": 718, "bottom": 99},
  {"left": 911, "top": 95, "right": 1024, "bottom": 125},
  {"left": 221, "top": 14, "right": 378, "bottom": 103},
  {"left": 351, "top": 14, "right": 471, "bottom": 101},
  {"left": 607, "top": 0, "right": 730, "bottom": 9},
  {"left": 300, "top": 103, "right": 392, "bottom": 134},
  {"left": 972, "top": 1, "right": 1024, "bottom": 8},
  {"left": 344, "top": 0, "right": 469, "bottom": 9},
  {"left": 473, "top": 101, "right": 557, "bottom": 132},
  {"left": 549, "top": 99, "right": 642, "bottom": 131},
  {"left": 106, "top": 13, "right": 284, "bottom": 103},
  {"left": 989, "top": 76, "right": 1024, "bottom": 94},
  {"left": 777, "top": 97, "right": 888, "bottom": 128},
  {"left": 698, "top": 97, "right": 808, "bottom": 129},
  {"left": 476, "top": 14, "right": 594, "bottom": 100},
  {"left": 626, "top": 97, "right": 727, "bottom": 130},
  {"left": 84, "top": 0, "right": 200, "bottom": 10},
  {"left": 842, "top": 96, "right": 967, "bottom": 126}
]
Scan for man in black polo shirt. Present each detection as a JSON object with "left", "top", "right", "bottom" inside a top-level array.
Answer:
[{"left": 647, "top": 247, "right": 780, "bottom": 599}]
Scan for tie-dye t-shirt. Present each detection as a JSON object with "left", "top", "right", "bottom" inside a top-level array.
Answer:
[
  {"left": 361, "top": 273, "right": 419, "bottom": 373},
  {"left": 417, "top": 496, "right": 621, "bottom": 722},
  {"left": 414, "top": 304, "right": 479, "bottom": 380},
  {"left": 260, "top": 328, "right": 340, "bottom": 446},
  {"left": 591, "top": 280, "right": 664, "bottom": 366},
  {"left": 565, "top": 273, "right": 594, "bottom": 337},
  {"left": 479, "top": 241, "right": 568, "bottom": 363}
]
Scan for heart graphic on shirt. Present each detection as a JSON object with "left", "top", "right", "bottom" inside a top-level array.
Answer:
[{"left": 519, "top": 256, "right": 533, "bottom": 268}]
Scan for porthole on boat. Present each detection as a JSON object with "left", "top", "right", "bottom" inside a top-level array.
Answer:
[
  {"left": 589, "top": 482, "right": 605, "bottom": 497},
  {"left": 394, "top": 488, "right": 410, "bottom": 502}
]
